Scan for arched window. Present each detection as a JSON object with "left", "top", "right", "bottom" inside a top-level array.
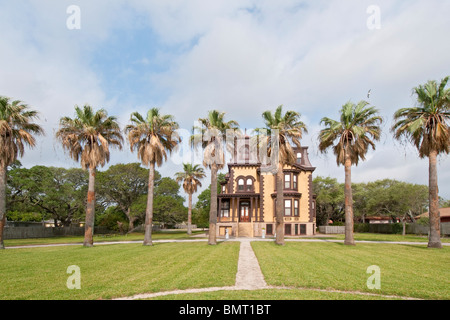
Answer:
[
  {"left": 238, "top": 178, "right": 244, "bottom": 191},
  {"left": 246, "top": 178, "right": 253, "bottom": 191},
  {"left": 236, "top": 176, "right": 255, "bottom": 193}
]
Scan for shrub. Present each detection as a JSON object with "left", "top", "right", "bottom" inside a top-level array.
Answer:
[
  {"left": 97, "top": 207, "right": 127, "bottom": 232},
  {"left": 391, "top": 223, "right": 403, "bottom": 234},
  {"left": 416, "top": 217, "right": 429, "bottom": 226},
  {"left": 354, "top": 223, "right": 370, "bottom": 233}
]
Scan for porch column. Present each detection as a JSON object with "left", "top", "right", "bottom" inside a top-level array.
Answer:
[
  {"left": 250, "top": 197, "right": 254, "bottom": 222},
  {"left": 255, "top": 198, "right": 259, "bottom": 221},
  {"left": 218, "top": 197, "right": 222, "bottom": 222},
  {"left": 236, "top": 197, "right": 240, "bottom": 222}
]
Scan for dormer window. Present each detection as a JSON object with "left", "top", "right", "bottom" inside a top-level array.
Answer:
[{"left": 296, "top": 152, "right": 302, "bottom": 164}]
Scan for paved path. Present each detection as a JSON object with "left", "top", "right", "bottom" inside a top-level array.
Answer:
[{"left": 234, "top": 239, "right": 268, "bottom": 290}]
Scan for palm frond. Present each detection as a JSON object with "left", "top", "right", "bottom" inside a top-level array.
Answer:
[
  {"left": 319, "top": 100, "right": 382, "bottom": 166},
  {"left": 392, "top": 77, "right": 450, "bottom": 158},
  {"left": 56, "top": 104, "right": 123, "bottom": 169},
  {"left": 126, "top": 108, "right": 180, "bottom": 168},
  {"left": 0, "top": 96, "right": 43, "bottom": 168}
]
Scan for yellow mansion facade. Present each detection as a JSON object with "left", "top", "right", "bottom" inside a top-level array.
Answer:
[{"left": 216, "top": 135, "right": 316, "bottom": 238}]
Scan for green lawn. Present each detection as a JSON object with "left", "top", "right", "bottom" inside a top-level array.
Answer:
[
  {"left": 1, "top": 234, "right": 449, "bottom": 300},
  {"left": 315, "top": 232, "right": 450, "bottom": 243},
  {"left": 3, "top": 230, "right": 207, "bottom": 247},
  {"left": 0, "top": 241, "right": 239, "bottom": 300},
  {"left": 252, "top": 242, "right": 450, "bottom": 300}
]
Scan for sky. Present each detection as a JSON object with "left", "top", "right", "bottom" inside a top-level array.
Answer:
[{"left": 1, "top": 0, "right": 449, "bottom": 202}]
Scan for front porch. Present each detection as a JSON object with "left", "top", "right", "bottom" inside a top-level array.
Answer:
[
  {"left": 216, "top": 221, "right": 316, "bottom": 238},
  {"left": 217, "top": 221, "right": 267, "bottom": 238},
  {"left": 217, "top": 193, "right": 262, "bottom": 224}
]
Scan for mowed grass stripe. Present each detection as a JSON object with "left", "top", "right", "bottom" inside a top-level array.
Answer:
[
  {"left": 251, "top": 242, "right": 450, "bottom": 300},
  {"left": 0, "top": 241, "right": 240, "bottom": 300}
]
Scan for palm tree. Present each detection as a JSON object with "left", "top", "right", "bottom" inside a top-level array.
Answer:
[
  {"left": 392, "top": 77, "right": 450, "bottom": 249},
  {"left": 319, "top": 101, "right": 382, "bottom": 245},
  {"left": 258, "top": 105, "right": 307, "bottom": 245},
  {"left": 125, "top": 108, "right": 180, "bottom": 246},
  {"left": 0, "top": 96, "right": 43, "bottom": 249},
  {"left": 175, "top": 163, "right": 206, "bottom": 235},
  {"left": 56, "top": 104, "right": 123, "bottom": 247},
  {"left": 191, "top": 110, "right": 239, "bottom": 245}
]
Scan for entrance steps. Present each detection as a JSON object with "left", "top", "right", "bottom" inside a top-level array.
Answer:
[{"left": 237, "top": 222, "right": 253, "bottom": 237}]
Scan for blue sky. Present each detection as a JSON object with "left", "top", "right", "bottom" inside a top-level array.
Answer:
[{"left": 1, "top": 0, "right": 450, "bottom": 200}]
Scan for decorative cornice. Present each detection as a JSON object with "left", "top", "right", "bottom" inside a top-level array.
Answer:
[
  {"left": 228, "top": 163, "right": 261, "bottom": 169},
  {"left": 292, "top": 163, "right": 316, "bottom": 172},
  {"left": 255, "top": 164, "right": 316, "bottom": 173},
  {"left": 270, "top": 192, "right": 302, "bottom": 198},
  {"left": 218, "top": 193, "right": 260, "bottom": 198}
]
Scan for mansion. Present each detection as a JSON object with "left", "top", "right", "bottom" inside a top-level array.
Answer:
[{"left": 216, "top": 135, "right": 317, "bottom": 238}]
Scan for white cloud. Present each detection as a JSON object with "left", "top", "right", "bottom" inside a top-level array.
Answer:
[{"left": 1, "top": 0, "right": 449, "bottom": 201}]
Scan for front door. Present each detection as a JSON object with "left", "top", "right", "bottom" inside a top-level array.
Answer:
[{"left": 240, "top": 201, "right": 250, "bottom": 222}]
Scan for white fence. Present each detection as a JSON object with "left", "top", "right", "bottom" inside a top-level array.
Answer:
[
  {"left": 319, "top": 223, "right": 450, "bottom": 235},
  {"left": 319, "top": 226, "right": 345, "bottom": 234}
]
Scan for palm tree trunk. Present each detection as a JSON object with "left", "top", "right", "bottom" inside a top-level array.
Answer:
[
  {"left": 0, "top": 165, "right": 6, "bottom": 249},
  {"left": 209, "top": 163, "right": 218, "bottom": 245},
  {"left": 188, "top": 192, "right": 193, "bottom": 235},
  {"left": 344, "top": 152, "right": 355, "bottom": 245},
  {"left": 275, "top": 162, "right": 285, "bottom": 245},
  {"left": 84, "top": 166, "right": 96, "bottom": 247},
  {"left": 428, "top": 150, "right": 442, "bottom": 248},
  {"left": 143, "top": 161, "right": 155, "bottom": 246}
]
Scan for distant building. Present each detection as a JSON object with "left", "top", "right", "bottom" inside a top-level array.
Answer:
[
  {"left": 364, "top": 216, "right": 400, "bottom": 224},
  {"left": 415, "top": 207, "right": 450, "bottom": 223}
]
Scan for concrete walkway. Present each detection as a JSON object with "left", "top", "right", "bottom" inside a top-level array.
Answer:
[{"left": 234, "top": 239, "right": 268, "bottom": 290}]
